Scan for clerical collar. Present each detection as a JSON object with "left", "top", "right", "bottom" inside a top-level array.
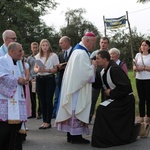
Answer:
[{"left": 13, "top": 59, "right": 17, "bottom": 65}]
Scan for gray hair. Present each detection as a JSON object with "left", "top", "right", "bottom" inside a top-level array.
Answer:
[
  {"left": 8, "top": 42, "right": 21, "bottom": 52},
  {"left": 82, "top": 36, "right": 93, "bottom": 41},
  {"left": 2, "top": 30, "right": 15, "bottom": 40},
  {"left": 109, "top": 47, "right": 120, "bottom": 55}
]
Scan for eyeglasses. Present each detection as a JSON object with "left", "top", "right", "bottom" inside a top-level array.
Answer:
[{"left": 7, "top": 37, "right": 17, "bottom": 41}]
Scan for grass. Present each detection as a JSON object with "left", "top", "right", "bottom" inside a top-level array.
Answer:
[
  {"left": 95, "top": 70, "right": 139, "bottom": 116},
  {"left": 128, "top": 70, "right": 139, "bottom": 115}
]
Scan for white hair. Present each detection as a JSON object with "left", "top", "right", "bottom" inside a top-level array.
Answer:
[
  {"left": 2, "top": 30, "right": 15, "bottom": 40},
  {"left": 109, "top": 47, "right": 120, "bottom": 55}
]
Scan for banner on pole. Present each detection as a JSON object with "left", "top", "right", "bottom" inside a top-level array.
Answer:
[{"left": 105, "top": 15, "right": 126, "bottom": 29}]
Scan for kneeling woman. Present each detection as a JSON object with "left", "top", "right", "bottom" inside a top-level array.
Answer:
[{"left": 91, "top": 50, "right": 140, "bottom": 148}]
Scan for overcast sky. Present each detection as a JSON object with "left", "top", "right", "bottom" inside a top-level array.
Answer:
[{"left": 41, "top": 0, "right": 150, "bottom": 36}]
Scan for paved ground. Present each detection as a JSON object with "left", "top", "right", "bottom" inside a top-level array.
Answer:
[{"left": 23, "top": 118, "right": 150, "bottom": 150}]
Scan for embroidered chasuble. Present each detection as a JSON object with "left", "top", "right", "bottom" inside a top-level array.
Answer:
[{"left": 0, "top": 54, "right": 27, "bottom": 124}]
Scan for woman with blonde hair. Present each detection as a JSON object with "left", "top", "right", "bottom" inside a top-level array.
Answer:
[{"left": 34, "top": 39, "right": 59, "bottom": 129}]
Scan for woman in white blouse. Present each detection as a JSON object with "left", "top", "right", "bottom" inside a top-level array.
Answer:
[
  {"left": 133, "top": 40, "right": 150, "bottom": 124},
  {"left": 34, "top": 39, "right": 59, "bottom": 129}
]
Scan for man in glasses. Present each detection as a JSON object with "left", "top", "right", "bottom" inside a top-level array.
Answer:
[
  {"left": 0, "top": 30, "right": 26, "bottom": 142},
  {"left": 0, "top": 29, "right": 23, "bottom": 73},
  {"left": 0, "top": 29, "right": 17, "bottom": 56}
]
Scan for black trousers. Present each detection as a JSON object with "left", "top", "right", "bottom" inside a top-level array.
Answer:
[
  {"left": 89, "top": 88, "right": 101, "bottom": 122},
  {"left": 136, "top": 79, "right": 150, "bottom": 117},
  {"left": 89, "top": 87, "right": 105, "bottom": 123},
  {"left": 36, "top": 75, "right": 56, "bottom": 124},
  {"left": 0, "top": 122, "right": 22, "bottom": 150}
]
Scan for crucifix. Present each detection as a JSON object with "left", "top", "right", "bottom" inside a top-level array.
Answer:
[{"left": 10, "top": 99, "right": 17, "bottom": 112}]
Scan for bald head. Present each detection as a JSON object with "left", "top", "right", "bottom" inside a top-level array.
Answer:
[
  {"left": 2, "top": 30, "right": 17, "bottom": 47},
  {"left": 59, "top": 36, "right": 71, "bottom": 50}
]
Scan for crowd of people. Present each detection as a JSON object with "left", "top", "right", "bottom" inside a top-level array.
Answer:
[{"left": 0, "top": 29, "right": 150, "bottom": 150}]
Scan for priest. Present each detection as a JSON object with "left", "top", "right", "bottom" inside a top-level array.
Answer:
[
  {"left": 91, "top": 50, "right": 140, "bottom": 148},
  {"left": 55, "top": 32, "right": 97, "bottom": 144},
  {"left": 0, "top": 42, "right": 27, "bottom": 150}
]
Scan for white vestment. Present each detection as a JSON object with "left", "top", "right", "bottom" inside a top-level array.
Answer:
[
  {"left": 0, "top": 44, "right": 24, "bottom": 73},
  {"left": 0, "top": 54, "right": 27, "bottom": 123},
  {"left": 55, "top": 43, "right": 95, "bottom": 124}
]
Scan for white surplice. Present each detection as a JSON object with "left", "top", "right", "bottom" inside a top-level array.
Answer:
[{"left": 0, "top": 54, "right": 27, "bottom": 123}]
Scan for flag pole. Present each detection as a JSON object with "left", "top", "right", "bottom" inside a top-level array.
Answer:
[
  {"left": 126, "top": 11, "right": 135, "bottom": 76},
  {"left": 103, "top": 16, "right": 107, "bottom": 37},
  {"left": 126, "top": 11, "right": 134, "bottom": 61}
]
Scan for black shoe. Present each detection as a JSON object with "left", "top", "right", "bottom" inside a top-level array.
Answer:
[
  {"left": 72, "top": 137, "right": 90, "bottom": 144},
  {"left": 67, "top": 132, "right": 72, "bottom": 142},
  {"left": 37, "top": 115, "right": 42, "bottom": 119},
  {"left": 42, "top": 124, "right": 51, "bottom": 129},
  {"left": 28, "top": 116, "right": 36, "bottom": 119},
  {"left": 20, "top": 133, "right": 27, "bottom": 142},
  {"left": 39, "top": 126, "right": 44, "bottom": 129}
]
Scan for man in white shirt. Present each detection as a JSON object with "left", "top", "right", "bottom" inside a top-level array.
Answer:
[{"left": 89, "top": 37, "right": 109, "bottom": 123}]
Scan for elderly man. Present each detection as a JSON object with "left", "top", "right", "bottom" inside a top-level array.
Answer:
[
  {"left": 0, "top": 42, "right": 27, "bottom": 150},
  {"left": 55, "top": 32, "right": 97, "bottom": 144},
  {"left": 0, "top": 29, "right": 24, "bottom": 73},
  {"left": 0, "top": 29, "right": 17, "bottom": 56}
]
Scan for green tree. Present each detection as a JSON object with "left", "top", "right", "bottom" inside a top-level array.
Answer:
[
  {"left": 0, "top": 0, "right": 58, "bottom": 54},
  {"left": 59, "top": 8, "right": 101, "bottom": 48},
  {"left": 108, "top": 28, "right": 146, "bottom": 69},
  {"left": 137, "top": 0, "right": 150, "bottom": 3}
]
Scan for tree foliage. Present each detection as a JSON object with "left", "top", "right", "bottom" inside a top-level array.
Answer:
[
  {"left": 0, "top": 0, "right": 58, "bottom": 54},
  {"left": 0, "top": 0, "right": 150, "bottom": 66},
  {"left": 137, "top": 0, "right": 150, "bottom": 3},
  {"left": 108, "top": 28, "right": 147, "bottom": 69},
  {"left": 59, "top": 8, "right": 101, "bottom": 48}
]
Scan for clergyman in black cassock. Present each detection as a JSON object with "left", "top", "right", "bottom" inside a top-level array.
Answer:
[{"left": 91, "top": 50, "right": 140, "bottom": 148}]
